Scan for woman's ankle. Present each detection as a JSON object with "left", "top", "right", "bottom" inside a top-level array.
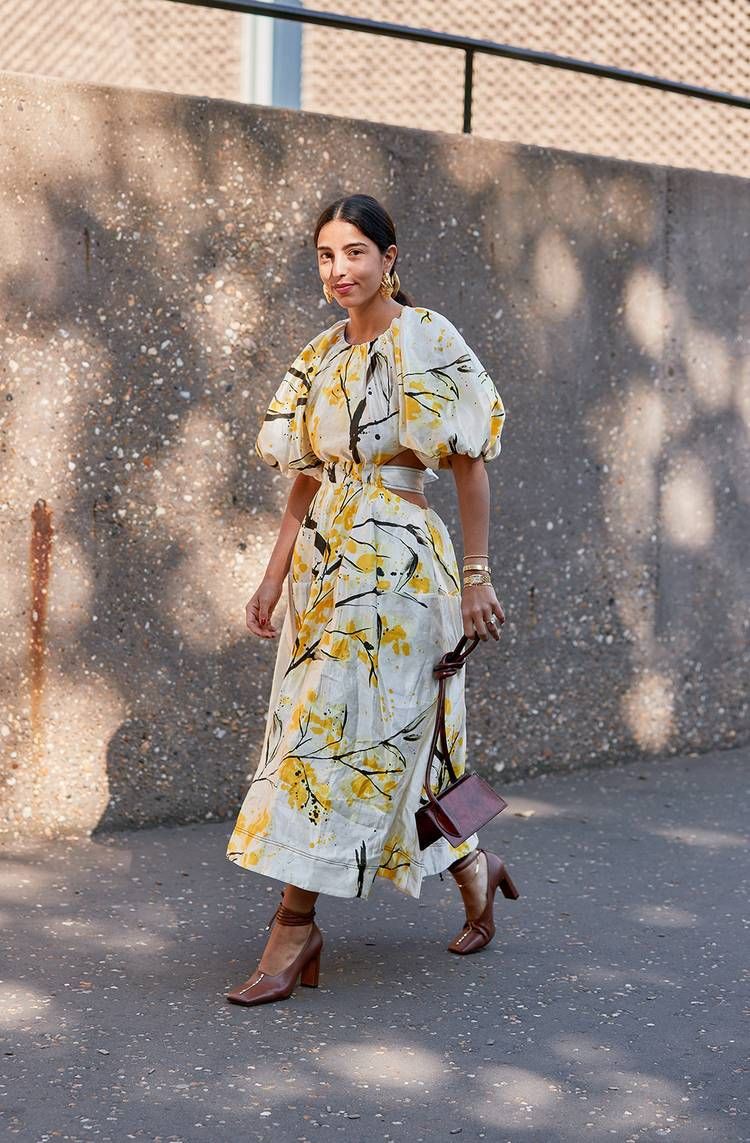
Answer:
[
  {"left": 449, "top": 849, "right": 480, "bottom": 881},
  {"left": 282, "top": 884, "right": 319, "bottom": 914},
  {"left": 449, "top": 850, "right": 488, "bottom": 921},
  {"left": 258, "top": 921, "right": 310, "bottom": 974}
]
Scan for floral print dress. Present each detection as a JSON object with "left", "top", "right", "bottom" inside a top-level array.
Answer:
[{"left": 226, "top": 305, "right": 506, "bottom": 899}]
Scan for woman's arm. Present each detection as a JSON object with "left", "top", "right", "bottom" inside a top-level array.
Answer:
[
  {"left": 247, "top": 473, "right": 321, "bottom": 638},
  {"left": 450, "top": 454, "right": 505, "bottom": 641}
]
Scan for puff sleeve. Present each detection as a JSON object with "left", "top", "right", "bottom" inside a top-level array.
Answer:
[
  {"left": 254, "top": 341, "right": 324, "bottom": 481},
  {"left": 395, "top": 307, "right": 506, "bottom": 468}
]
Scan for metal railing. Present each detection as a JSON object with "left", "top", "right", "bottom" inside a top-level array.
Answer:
[{"left": 168, "top": 0, "right": 750, "bottom": 132}]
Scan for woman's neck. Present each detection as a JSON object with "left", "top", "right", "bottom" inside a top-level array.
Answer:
[{"left": 343, "top": 302, "right": 404, "bottom": 345}]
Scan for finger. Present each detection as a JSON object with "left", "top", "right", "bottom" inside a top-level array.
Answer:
[
  {"left": 482, "top": 611, "right": 500, "bottom": 640},
  {"left": 472, "top": 612, "right": 490, "bottom": 641},
  {"left": 259, "top": 615, "right": 278, "bottom": 638},
  {"left": 249, "top": 601, "right": 276, "bottom": 638},
  {"left": 462, "top": 606, "right": 476, "bottom": 639},
  {"left": 463, "top": 609, "right": 478, "bottom": 639},
  {"left": 250, "top": 620, "right": 277, "bottom": 638},
  {"left": 246, "top": 613, "right": 266, "bottom": 637}
]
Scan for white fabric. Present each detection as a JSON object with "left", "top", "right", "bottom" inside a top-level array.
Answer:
[{"left": 226, "top": 305, "right": 506, "bottom": 899}]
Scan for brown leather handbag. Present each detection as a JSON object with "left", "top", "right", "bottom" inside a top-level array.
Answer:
[{"left": 415, "top": 634, "right": 509, "bottom": 850}]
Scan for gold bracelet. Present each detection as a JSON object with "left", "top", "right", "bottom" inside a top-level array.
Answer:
[
  {"left": 463, "top": 553, "right": 488, "bottom": 559},
  {"left": 463, "top": 563, "right": 490, "bottom": 571},
  {"left": 463, "top": 573, "right": 492, "bottom": 586}
]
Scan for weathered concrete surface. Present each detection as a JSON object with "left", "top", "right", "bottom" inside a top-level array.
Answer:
[
  {"left": 0, "top": 69, "right": 748, "bottom": 839},
  {"left": 1, "top": 748, "right": 747, "bottom": 1142}
]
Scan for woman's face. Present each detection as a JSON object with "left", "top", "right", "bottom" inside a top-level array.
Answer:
[{"left": 316, "top": 219, "right": 396, "bottom": 307}]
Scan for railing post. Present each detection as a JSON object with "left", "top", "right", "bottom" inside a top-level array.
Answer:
[{"left": 463, "top": 47, "right": 474, "bottom": 133}]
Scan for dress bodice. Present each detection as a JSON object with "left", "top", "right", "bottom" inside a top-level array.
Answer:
[
  {"left": 254, "top": 304, "right": 506, "bottom": 484},
  {"left": 304, "top": 315, "right": 430, "bottom": 475}
]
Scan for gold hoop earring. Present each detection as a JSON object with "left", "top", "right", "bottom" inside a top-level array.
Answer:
[{"left": 323, "top": 281, "right": 334, "bottom": 304}]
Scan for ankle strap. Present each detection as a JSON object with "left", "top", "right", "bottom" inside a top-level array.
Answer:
[
  {"left": 267, "top": 895, "right": 316, "bottom": 929},
  {"left": 276, "top": 902, "right": 316, "bottom": 926}
]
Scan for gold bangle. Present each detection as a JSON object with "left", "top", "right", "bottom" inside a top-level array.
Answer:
[
  {"left": 463, "top": 563, "right": 490, "bottom": 571},
  {"left": 463, "top": 554, "right": 488, "bottom": 559}
]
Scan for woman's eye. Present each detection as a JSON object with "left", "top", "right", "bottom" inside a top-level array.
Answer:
[{"left": 319, "top": 250, "right": 364, "bottom": 261}]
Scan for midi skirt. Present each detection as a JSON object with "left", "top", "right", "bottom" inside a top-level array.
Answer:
[{"left": 226, "top": 457, "right": 478, "bottom": 899}]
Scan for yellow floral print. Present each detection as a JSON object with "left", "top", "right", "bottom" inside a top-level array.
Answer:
[{"left": 227, "top": 305, "right": 506, "bottom": 899}]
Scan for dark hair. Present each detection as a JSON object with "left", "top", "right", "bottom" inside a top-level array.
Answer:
[{"left": 313, "top": 194, "right": 415, "bottom": 307}]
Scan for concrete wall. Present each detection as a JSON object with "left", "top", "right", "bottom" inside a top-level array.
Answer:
[{"left": 0, "top": 70, "right": 747, "bottom": 841}]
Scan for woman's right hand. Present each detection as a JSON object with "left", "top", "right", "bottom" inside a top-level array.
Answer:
[{"left": 246, "top": 577, "right": 284, "bottom": 639}]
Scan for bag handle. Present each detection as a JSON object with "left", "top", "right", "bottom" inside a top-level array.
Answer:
[{"left": 421, "top": 634, "right": 481, "bottom": 838}]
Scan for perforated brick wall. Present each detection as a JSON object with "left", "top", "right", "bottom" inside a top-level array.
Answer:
[
  {"left": 301, "top": 0, "right": 750, "bottom": 178},
  {"left": 0, "top": 0, "right": 747, "bottom": 177},
  {"left": 0, "top": 0, "right": 244, "bottom": 102}
]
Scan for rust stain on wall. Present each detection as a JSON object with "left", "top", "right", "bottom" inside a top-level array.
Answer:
[{"left": 29, "top": 499, "right": 54, "bottom": 761}]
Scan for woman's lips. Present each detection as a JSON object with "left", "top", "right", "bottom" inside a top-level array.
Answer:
[{"left": 335, "top": 284, "right": 354, "bottom": 293}]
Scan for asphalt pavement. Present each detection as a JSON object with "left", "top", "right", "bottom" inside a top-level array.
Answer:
[{"left": 1, "top": 747, "right": 747, "bottom": 1143}]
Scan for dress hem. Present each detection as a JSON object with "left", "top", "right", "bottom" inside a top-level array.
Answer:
[{"left": 226, "top": 829, "right": 479, "bottom": 901}]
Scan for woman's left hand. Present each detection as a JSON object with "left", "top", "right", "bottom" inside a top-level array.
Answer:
[{"left": 462, "top": 584, "right": 505, "bottom": 641}]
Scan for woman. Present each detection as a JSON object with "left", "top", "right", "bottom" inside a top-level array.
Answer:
[{"left": 225, "top": 193, "right": 518, "bottom": 1007}]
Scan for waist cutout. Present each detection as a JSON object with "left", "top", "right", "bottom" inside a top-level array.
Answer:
[
  {"left": 325, "top": 458, "right": 440, "bottom": 492},
  {"left": 380, "top": 464, "right": 439, "bottom": 493}
]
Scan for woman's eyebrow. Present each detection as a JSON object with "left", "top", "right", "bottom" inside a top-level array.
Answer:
[{"left": 316, "top": 242, "right": 367, "bottom": 252}]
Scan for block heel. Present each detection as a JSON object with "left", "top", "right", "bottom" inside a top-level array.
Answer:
[
  {"left": 226, "top": 897, "right": 323, "bottom": 1006},
  {"left": 499, "top": 868, "right": 520, "bottom": 899},
  {"left": 299, "top": 951, "right": 321, "bottom": 988}
]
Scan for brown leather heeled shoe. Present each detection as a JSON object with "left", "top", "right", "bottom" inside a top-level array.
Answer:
[
  {"left": 447, "top": 848, "right": 519, "bottom": 955},
  {"left": 226, "top": 897, "right": 323, "bottom": 1006}
]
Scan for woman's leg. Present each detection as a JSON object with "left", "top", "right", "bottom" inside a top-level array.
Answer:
[
  {"left": 448, "top": 850, "right": 489, "bottom": 920},
  {"left": 256, "top": 884, "right": 319, "bottom": 975}
]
